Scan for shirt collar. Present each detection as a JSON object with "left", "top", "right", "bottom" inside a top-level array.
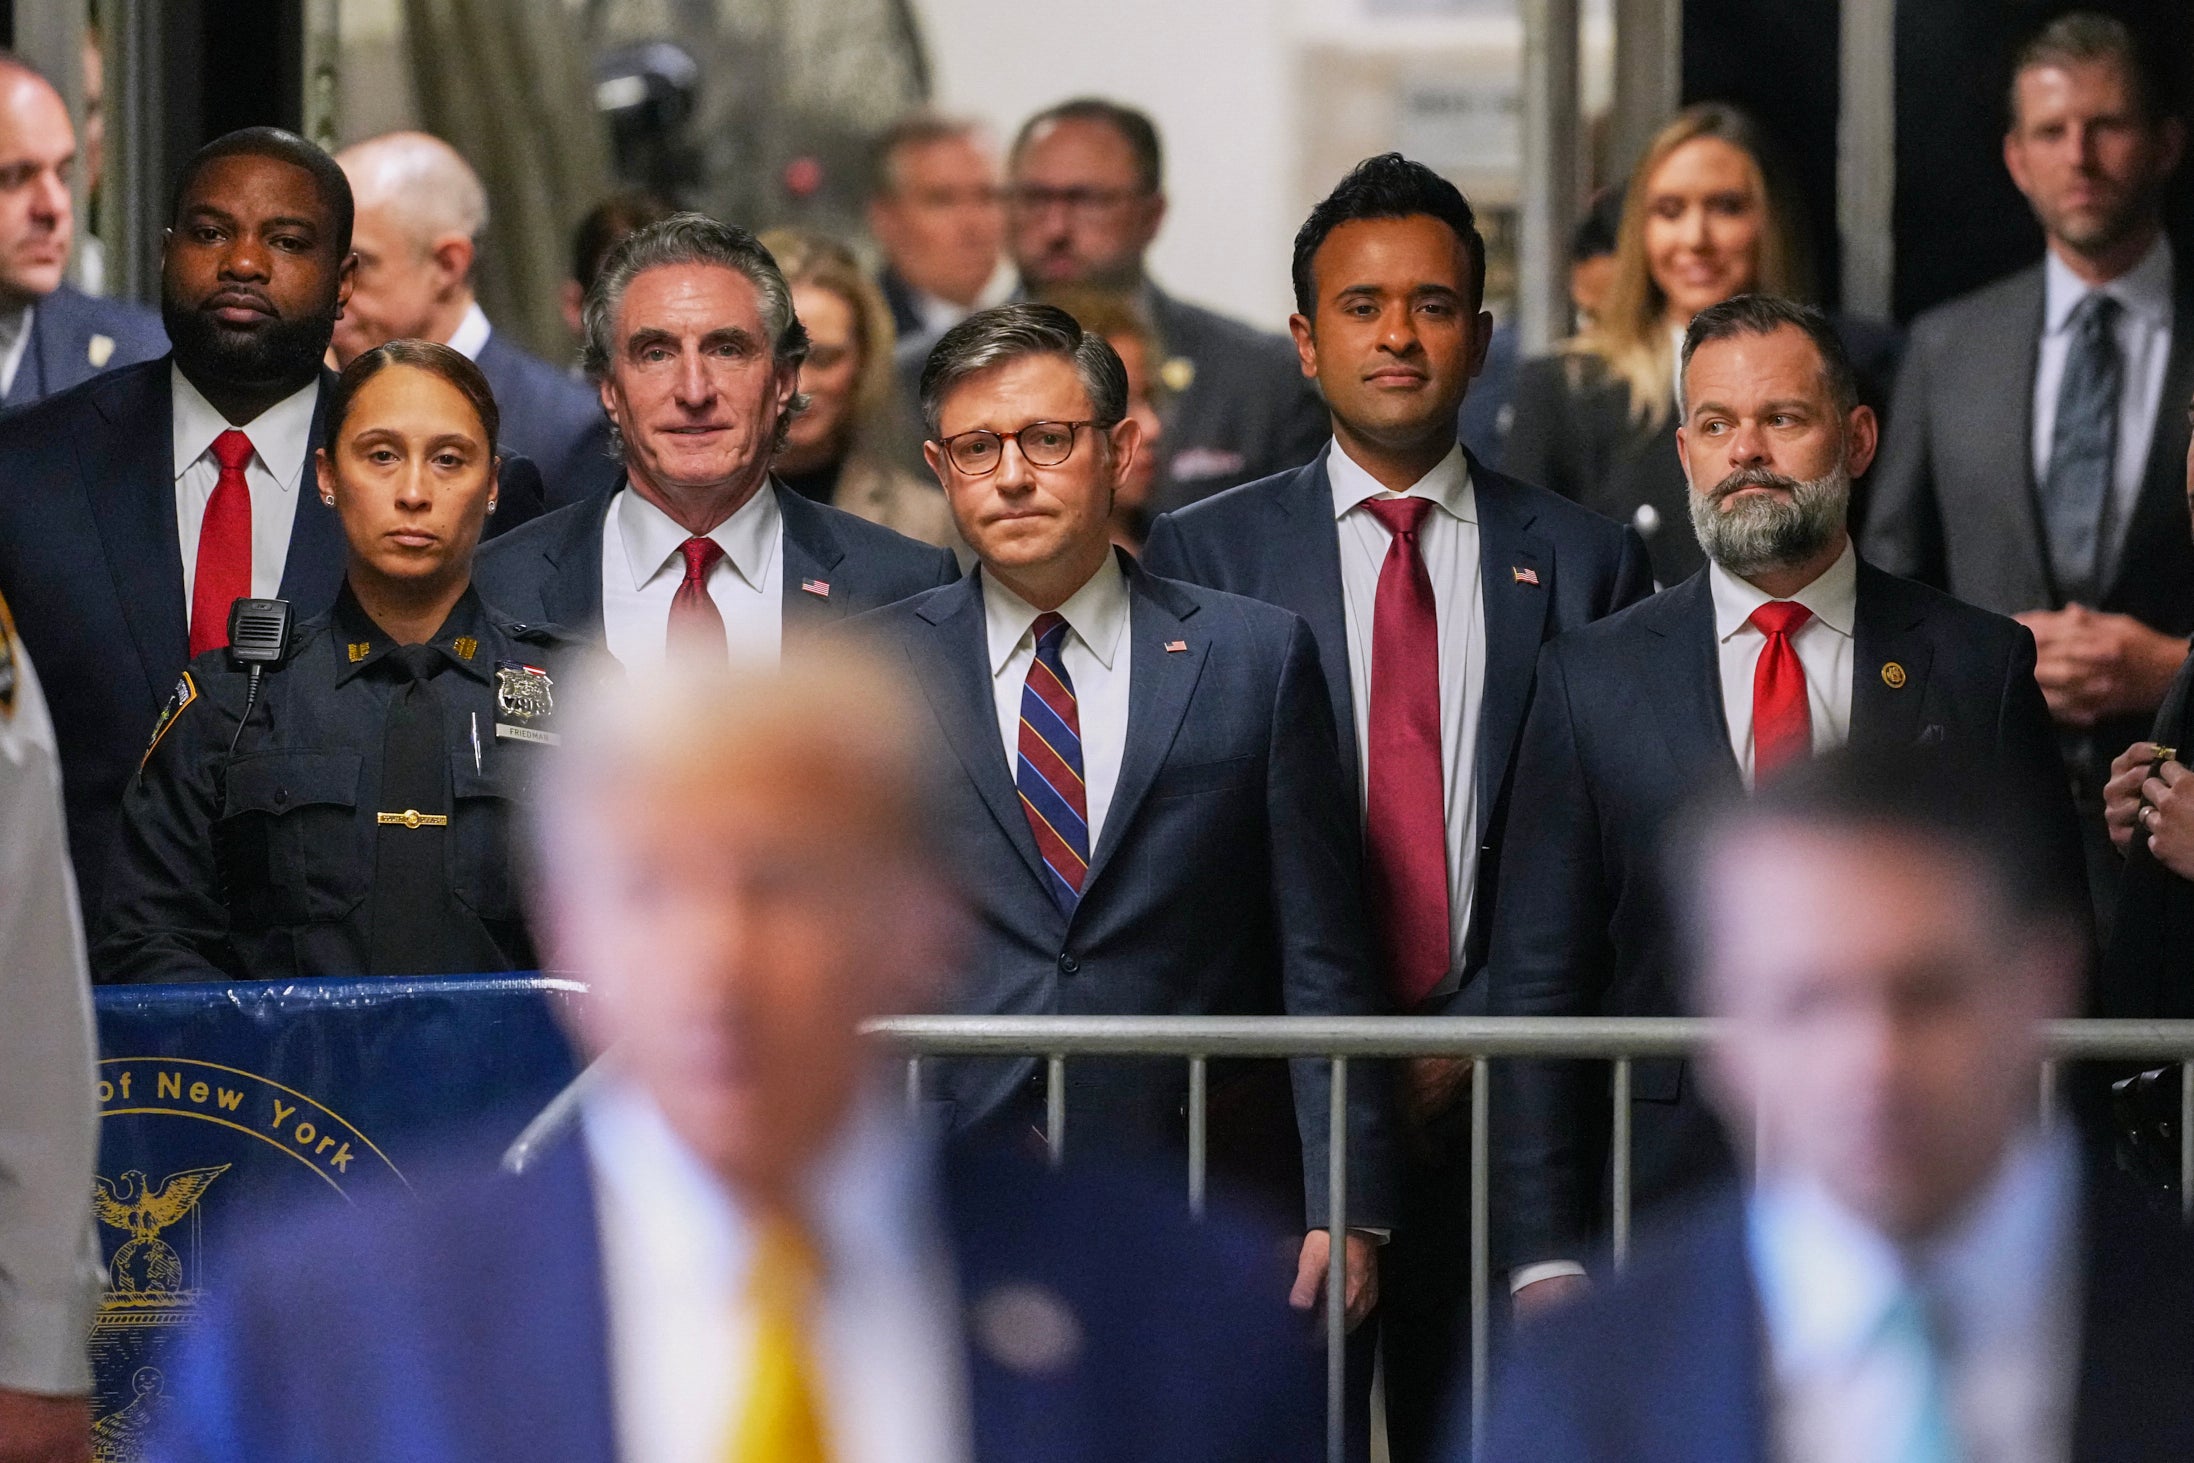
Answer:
[
  {"left": 2044, "top": 233, "right": 2174, "bottom": 334},
  {"left": 445, "top": 301, "right": 492, "bottom": 361},
  {"left": 170, "top": 363, "right": 321, "bottom": 493},
  {"left": 329, "top": 580, "right": 496, "bottom": 685},
  {"left": 1325, "top": 438, "right": 1477, "bottom": 525},
  {"left": 0, "top": 300, "right": 32, "bottom": 351},
  {"left": 1709, "top": 537, "right": 1859, "bottom": 643},
  {"left": 982, "top": 549, "right": 1130, "bottom": 678},
  {"left": 614, "top": 479, "right": 784, "bottom": 595}
]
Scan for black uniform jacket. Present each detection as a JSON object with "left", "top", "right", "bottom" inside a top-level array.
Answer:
[{"left": 92, "top": 583, "right": 584, "bottom": 983}]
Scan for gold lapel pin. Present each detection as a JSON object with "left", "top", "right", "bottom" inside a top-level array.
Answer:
[{"left": 1880, "top": 662, "right": 1907, "bottom": 690}]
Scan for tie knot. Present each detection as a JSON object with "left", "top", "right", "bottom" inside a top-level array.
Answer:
[
  {"left": 211, "top": 429, "right": 255, "bottom": 473},
  {"left": 393, "top": 644, "right": 443, "bottom": 682},
  {"left": 1363, "top": 494, "right": 1435, "bottom": 538},
  {"left": 747, "top": 1215, "right": 822, "bottom": 1310},
  {"left": 2072, "top": 290, "right": 2122, "bottom": 335},
  {"left": 1031, "top": 610, "right": 1070, "bottom": 650},
  {"left": 1749, "top": 600, "right": 1813, "bottom": 639},
  {"left": 679, "top": 536, "right": 725, "bottom": 584}
]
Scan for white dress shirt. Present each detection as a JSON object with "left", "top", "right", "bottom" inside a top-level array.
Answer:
[
  {"left": 599, "top": 482, "right": 785, "bottom": 669},
  {"left": 2032, "top": 235, "right": 2175, "bottom": 579},
  {"left": 983, "top": 553, "right": 1132, "bottom": 851},
  {"left": 587, "top": 1082, "right": 971, "bottom": 1463},
  {"left": 444, "top": 300, "right": 492, "bottom": 361},
  {"left": 1748, "top": 1131, "right": 2081, "bottom": 1463},
  {"left": 171, "top": 365, "right": 317, "bottom": 608},
  {"left": 1328, "top": 438, "right": 1487, "bottom": 994},
  {"left": 0, "top": 302, "right": 33, "bottom": 398},
  {"left": 1709, "top": 539, "right": 1859, "bottom": 787}
]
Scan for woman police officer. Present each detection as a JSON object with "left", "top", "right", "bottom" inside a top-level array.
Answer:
[{"left": 94, "top": 340, "right": 585, "bottom": 982}]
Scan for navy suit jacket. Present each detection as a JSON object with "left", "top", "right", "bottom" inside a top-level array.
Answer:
[
  {"left": 845, "top": 555, "right": 1396, "bottom": 1226},
  {"left": 1485, "top": 560, "right": 2085, "bottom": 1269},
  {"left": 1142, "top": 451, "right": 1653, "bottom": 1008},
  {"left": 473, "top": 326, "right": 616, "bottom": 508},
  {"left": 1478, "top": 1179, "right": 2194, "bottom": 1463},
  {"left": 473, "top": 479, "right": 960, "bottom": 640},
  {"left": 0, "top": 282, "right": 167, "bottom": 410},
  {"left": 153, "top": 1132, "right": 1323, "bottom": 1463}
]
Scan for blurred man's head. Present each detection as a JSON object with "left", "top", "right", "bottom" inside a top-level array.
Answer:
[
  {"left": 1677, "top": 295, "right": 1875, "bottom": 581},
  {"left": 0, "top": 55, "right": 76, "bottom": 311},
  {"left": 1681, "top": 752, "right": 2084, "bottom": 1244},
  {"left": 2004, "top": 12, "right": 2184, "bottom": 277},
  {"left": 330, "top": 131, "right": 487, "bottom": 366},
  {"left": 1007, "top": 98, "right": 1165, "bottom": 291},
  {"left": 539, "top": 653, "right": 953, "bottom": 1206},
  {"left": 867, "top": 114, "right": 1003, "bottom": 310}
]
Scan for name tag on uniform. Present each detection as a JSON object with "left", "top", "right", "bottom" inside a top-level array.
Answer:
[{"left": 494, "top": 723, "right": 560, "bottom": 746}]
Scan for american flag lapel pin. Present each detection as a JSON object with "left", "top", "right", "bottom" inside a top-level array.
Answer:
[
  {"left": 801, "top": 578, "right": 831, "bottom": 598},
  {"left": 1164, "top": 639, "right": 1188, "bottom": 653},
  {"left": 1512, "top": 566, "right": 1541, "bottom": 586}
]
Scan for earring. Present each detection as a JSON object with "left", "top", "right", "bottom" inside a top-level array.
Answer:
[
  {"left": 487, "top": 500, "right": 498, "bottom": 516},
  {"left": 321, "top": 495, "right": 334, "bottom": 507}
]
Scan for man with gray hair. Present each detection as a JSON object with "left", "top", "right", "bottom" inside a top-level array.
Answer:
[
  {"left": 475, "top": 213, "right": 957, "bottom": 666},
  {"left": 1485, "top": 293, "right": 2082, "bottom": 1318},
  {"left": 333, "top": 131, "right": 612, "bottom": 506}
]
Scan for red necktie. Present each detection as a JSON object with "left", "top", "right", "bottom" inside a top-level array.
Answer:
[
  {"left": 188, "top": 429, "right": 256, "bottom": 657},
  {"left": 667, "top": 536, "right": 728, "bottom": 660},
  {"left": 1362, "top": 496, "right": 1450, "bottom": 1008},
  {"left": 1748, "top": 601, "right": 1814, "bottom": 780}
]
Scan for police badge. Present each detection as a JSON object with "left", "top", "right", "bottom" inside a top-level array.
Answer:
[{"left": 493, "top": 662, "right": 558, "bottom": 745}]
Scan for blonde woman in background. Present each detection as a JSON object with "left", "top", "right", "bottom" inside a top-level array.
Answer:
[{"left": 760, "top": 228, "right": 964, "bottom": 554}]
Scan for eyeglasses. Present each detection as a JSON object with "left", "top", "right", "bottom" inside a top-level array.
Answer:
[
  {"left": 935, "top": 420, "right": 1096, "bottom": 476},
  {"left": 1006, "top": 184, "right": 1148, "bottom": 218}
]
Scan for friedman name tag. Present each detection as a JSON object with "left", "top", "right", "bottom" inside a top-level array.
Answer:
[{"left": 494, "top": 723, "right": 560, "bottom": 746}]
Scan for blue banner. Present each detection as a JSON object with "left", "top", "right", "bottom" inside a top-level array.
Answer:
[{"left": 87, "top": 977, "right": 584, "bottom": 1459}]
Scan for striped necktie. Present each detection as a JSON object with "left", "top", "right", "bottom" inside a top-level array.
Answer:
[{"left": 1016, "top": 611, "right": 1090, "bottom": 913}]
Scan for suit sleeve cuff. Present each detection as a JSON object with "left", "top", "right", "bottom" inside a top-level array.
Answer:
[{"left": 1509, "top": 1260, "right": 1586, "bottom": 1295}]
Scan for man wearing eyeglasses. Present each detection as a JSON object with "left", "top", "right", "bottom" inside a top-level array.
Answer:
[
  {"left": 847, "top": 302, "right": 1396, "bottom": 1453},
  {"left": 1007, "top": 98, "right": 1327, "bottom": 514}
]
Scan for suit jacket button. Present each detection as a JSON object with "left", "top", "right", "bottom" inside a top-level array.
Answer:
[
  {"left": 274, "top": 789, "right": 288, "bottom": 806},
  {"left": 1057, "top": 954, "right": 1079, "bottom": 975}
]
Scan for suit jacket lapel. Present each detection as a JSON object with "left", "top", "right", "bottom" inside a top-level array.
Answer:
[
  {"left": 274, "top": 373, "right": 346, "bottom": 612},
  {"left": 82, "top": 364, "right": 188, "bottom": 690},
  {"left": 542, "top": 490, "right": 615, "bottom": 630},
  {"left": 1472, "top": 465, "right": 1552, "bottom": 842},
  {"left": 1848, "top": 561, "right": 1936, "bottom": 754},
  {"left": 1270, "top": 458, "right": 1358, "bottom": 783},
  {"left": 912, "top": 576, "right": 1052, "bottom": 891},
  {"left": 9, "top": 302, "right": 53, "bottom": 408},
  {"left": 1081, "top": 559, "right": 1207, "bottom": 896},
  {"left": 1989, "top": 269, "right": 2059, "bottom": 602},
  {"left": 776, "top": 485, "right": 850, "bottom": 636},
  {"left": 2102, "top": 276, "right": 2194, "bottom": 604},
  {"left": 1641, "top": 572, "right": 1743, "bottom": 789}
]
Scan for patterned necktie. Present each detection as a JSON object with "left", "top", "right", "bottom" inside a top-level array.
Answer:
[
  {"left": 1362, "top": 496, "right": 1451, "bottom": 1008},
  {"left": 669, "top": 536, "right": 729, "bottom": 660},
  {"left": 2044, "top": 292, "right": 2122, "bottom": 606},
  {"left": 1017, "top": 611, "right": 1090, "bottom": 914},
  {"left": 1748, "top": 601, "right": 1814, "bottom": 781},
  {"left": 728, "top": 1216, "right": 830, "bottom": 1463},
  {"left": 189, "top": 430, "right": 256, "bottom": 656}
]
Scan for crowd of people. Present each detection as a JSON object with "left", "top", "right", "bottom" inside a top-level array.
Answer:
[{"left": 4, "top": 7, "right": 2194, "bottom": 1460}]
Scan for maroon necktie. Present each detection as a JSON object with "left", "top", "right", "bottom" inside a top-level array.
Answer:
[
  {"left": 188, "top": 430, "right": 255, "bottom": 657},
  {"left": 667, "top": 536, "right": 727, "bottom": 660},
  {"left": 1748, "top": 601, "right": 1814, "bottom": 780},
  {"left": 1362, "top": 496, "right": 1450, "bottom": 1008}
]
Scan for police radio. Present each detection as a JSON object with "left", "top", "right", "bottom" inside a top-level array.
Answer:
[{"left": 222, "top": 598, "right": 293, "bottom": 778}]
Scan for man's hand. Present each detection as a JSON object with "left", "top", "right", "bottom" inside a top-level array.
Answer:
[
  {"left": 0, "top": 1390, "right": 90, "bottom": 1463},
  {"left": 2140, "top": 758, "right": 2194, "bottom": 881},
  {"left": 2017, "top": 606, "right": 2188, "bottom": 728},
  {"left": 1291, "top": 1229, "right": 1379, "bottom": 1333},
  {"left": 1511, "top": 1271, "right": 1590, "bottom": 1319},
  {"left": 2107, "top": 742, "right": 2165, "bottom": 851},
  {"left": 1404, "top": 1056, "right": 1471, "bottom": 1126}
]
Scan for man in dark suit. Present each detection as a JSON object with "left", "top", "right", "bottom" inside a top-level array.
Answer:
[
  {"left": 0, "top": 53, "right": 163, "bottom": 411},
  {"left": 0, "top": 127, "right": 361, "bottom": 930},
  {"left": 475, "top": 214, "right": 956, "bottom": 658},
  {"left": 865, "top": 113, "right": 1006, "bottom": 352},
  {"left": 1141, "top": 153, "right": 1650, "bottom": 1460},
  {"left": 1489, "top": 295, "right": 2083, "bottom": 1318},
  {"left": 1477, "top": 751, "right": 2194, "bottom": 1463},
  {"left": 152, "top": 652, "right": 1321, "bottom": 1463},
  {"left": 1861, "top": 14, "right": 2192, "bottom": 928},
  {"left": 847, "top": 302, "right": 1394, "bottom": 1367},
  {"left": 333, "top": 131, "right": 614, "bottom": 507},
  {"left": 1006, "top": 98, "right": 1326, "bottom": 513}
]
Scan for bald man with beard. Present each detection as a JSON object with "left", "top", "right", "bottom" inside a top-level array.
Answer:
[{"left": 334, "top": 131, "right": 612, "bottom": 506}]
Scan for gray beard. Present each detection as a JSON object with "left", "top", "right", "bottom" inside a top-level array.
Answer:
[{"left": 1688, "top": 463, "right": 1850, "bottom": 577}]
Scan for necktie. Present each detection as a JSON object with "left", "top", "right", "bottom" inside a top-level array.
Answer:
[
  {"left": 1017, "top": 612, "right": 1090, "bottom": 914},
  {"left": 2044, "top": 292, "right": 2122, "bottom": 606},
  {"left": 1362, "top": 496, "right": 1450, "bottom": 1008},
  {"left": 189, "top": 430, "right": 256, "bottom": 657},
  {"left": 728, "top": 1216, "right": 830, "bottom": 1463},
  {"left": 669, "top": 536, "right": 729, "bottom": 660},
  {"left": 1874, "top": 1283, "right": 1962, "bottom": 1463},
  {"left": 366, "top": 645, "right": 461, "bottom": 975},
  {"left": 1748, "top": 601, "right": 1814, "bottom": 781}
]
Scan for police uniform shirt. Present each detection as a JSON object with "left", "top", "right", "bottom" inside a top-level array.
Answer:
[{"left": 93, "top": 582, "right": 576, "bottom": 983}]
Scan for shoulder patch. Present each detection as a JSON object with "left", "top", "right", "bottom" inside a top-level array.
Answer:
[{"left": 139, "top": 671, "right": 199, "bottom": 770}]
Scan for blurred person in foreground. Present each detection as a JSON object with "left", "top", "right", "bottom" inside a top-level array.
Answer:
[
  {"left": 474, "top": 214, "right": 957, "bottom": 669},
  {"left": 1036, "top": 284, "right": 1164, "bottom": 548},
  {"left": 758, "top": 227, "right": 961, "bottom": 553},
  {"left": 0, "top": 49, "right": 163, "bottom": 410},
  {"left": 1863, "top": 13, "right": 2192, "bottom": 936},
  {"left": 150, "top": 650, "right": 1322, "bottom": 1463},
  {"left": 1503, "top": 104, "right": 1897, "bottom": 587},
  {"left": 0, "top": 585, "right": 100, "bottom": 1463},
  {"left": 865, "top": 113, "right": 1006, "bottom": 351},
  {"left": 1487, "top": 294, "right": 2082, "bottom": 1319},
  {"left": 1478, "top": 749, "right": 2194, "bottom": 1463},
  {"left": 560, "top": 190, "right": 673, "bottom": 343},
  {"left": 1007, "top": 97, "right": 1325, "bottom": 510},
  {"left": 94, "top": 341, "right": 578, "bottom": 983},
  {"left": 333, "top": 132, "right": 613, "bottom": 507}
]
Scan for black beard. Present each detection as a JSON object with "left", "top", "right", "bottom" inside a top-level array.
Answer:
[{"left": 161, "top": 288, "right": 336, "bottom": 394}]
